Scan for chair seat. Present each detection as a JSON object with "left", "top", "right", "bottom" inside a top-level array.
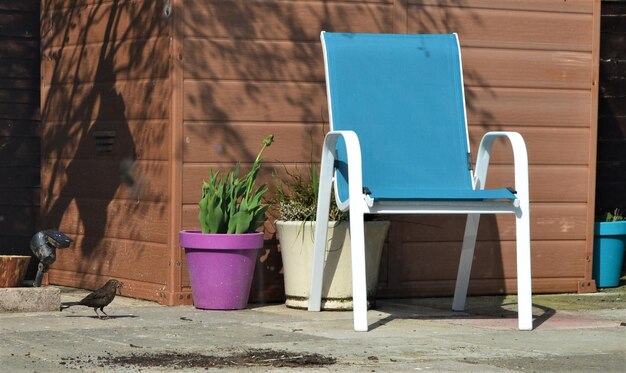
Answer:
[{"left": 370, "top": 187, "right": 516, "bottom": 201}]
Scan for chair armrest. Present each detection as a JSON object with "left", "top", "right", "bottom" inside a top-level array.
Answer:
[
  {"left": 322, "top": 130, "right": 363, "bottom": 211},
  {"left": 475, "top": 131, "right": 529, "bottom": 206}
]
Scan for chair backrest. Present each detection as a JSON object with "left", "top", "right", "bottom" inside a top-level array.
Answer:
[{"left": 322, "top": 32, "right": 473, "bottom": 201}]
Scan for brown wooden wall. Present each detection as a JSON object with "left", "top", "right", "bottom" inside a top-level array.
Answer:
[
  {"left": 0, "top": 0, "right": 40, "bottom": 275},
  {"left": 180, "top": 0, "right": 600, "bottom": 300},
  {"left": 40, "top": 0, "right": 600, "bottom": 305},
  {"left": 596, "top": 1, "right": 626, "bottom": 215},
  {"left": 40, "top": 0, "right": 179, "bottom": 302}
]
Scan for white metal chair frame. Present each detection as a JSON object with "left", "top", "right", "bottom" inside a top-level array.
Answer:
[{"left": 308, "top": 32, "right": 532, "bottom": 332}]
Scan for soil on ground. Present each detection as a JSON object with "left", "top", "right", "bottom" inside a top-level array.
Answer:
[{"left": 61, "top": 349, "right": 336, "bottom": 370}]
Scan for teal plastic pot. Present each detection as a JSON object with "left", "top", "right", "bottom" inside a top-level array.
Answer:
[{"left": 593, "top": 221, "right": 626, "bottom": 288}]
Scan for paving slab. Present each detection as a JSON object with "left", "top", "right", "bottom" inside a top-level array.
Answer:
[
  {"left": 0, "top": 285, "right": 624, "bottom": 372},
  {"left": 0, "top": 286, "right": 60, "bottom": 312}
]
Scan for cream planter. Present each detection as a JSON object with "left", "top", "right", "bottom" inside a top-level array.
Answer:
[{"left": 276, "top": 220, "right": 390, "bottom": 310}]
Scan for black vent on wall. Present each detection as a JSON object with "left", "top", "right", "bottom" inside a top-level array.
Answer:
[{"left": 93, "top": 131, "right": 116, "bottom": 154}]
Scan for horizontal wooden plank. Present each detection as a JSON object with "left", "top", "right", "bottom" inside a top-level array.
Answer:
[
  {"left": 0, "top": 237, "right": 34, "bottom": 254},
  {"left": 42, "top": 1, "right": 170, "bottom": 48},
  {"left": 468, "top": 126, "right": 590, "bottom": 165},
  {"left": 0, "top": 137, "right": 40, "bottom": 167},
  {"left": 183, "top": 122, "right": 324, "bottom": 163},
  {"left": 184, "top": 39, "right": 323, "bottom": 82},
  {"left": 0, "top": 119, "right": 40, "bottom": 137},
  {"left": 42, "top": 197, "right": 169, "bottom": 244},
  {"left": 596, "top": 160, "right": 626, "bottom": 183},
  {"left": 398, "top": 240, "right": 587, "bottom": 282},
  {"left": 46, "top": 0, "right": 392, "bottom": 10},
  {"left": 42, "top": 159, "right": 169, "bottom": 203},
  {"left": 599, "top": 78, "right": 626, "bottom": 98},
  {"left": 0, "top": 187, "right": 39, "bottom": 206},
  {"left": 597, "top": 139, "right": 626, "bottom": 162},
  {"left": 42, "top": 81, "right": 170, "bottom": 121},
  {"left": 0, "top": 1, "right": 37, "bottom": 12},
  {"left": 0, "top": 103, "right": 39, "bottom": 120},
  {"left": 185, "top": 81, "right": 592, "bottom": 127},
  {"left": 409, "top": 0, "right": 592, "bottom": 14},
  {"left": 0, "top": 59, "right": 39, "bottom": 80},
  {"left": 0, "top": 40, "right": 38, "bottom": 59},
  {"left": 181, "top": 163, "right": 589, "bottom": 205},
  {"left": 43, "top": 120, "right": 169, "bottom": 161},
  {"left": 183, "top": 201, "right": 588, "bottom": 242},
  {"left": 0, "top": 167, "right": 39, "bottom": 187},
  {"left": 393, "top": 203, "right": 588, "bottom": 242},
  {"left": 597, "top": 114, "right": 626, "bottom": 139},
  {"left": 595, "top": 182, "right": 626, "bottom": 215},
  {"left": 462, "top": 47, "right": 592, "bottom": 90},
  {"left": 599, "top": 96, "right": 626, "bottom": 117},
  {"left": 0, "top": 205, "right": 38, "bottom": 235},
  {"left": 486, "top": 165, "right": 589, "bottom": 203},
  {"left": 43, "top": 0, "right": 113, "bottom": 10},
  {"left": 190, "top": 164, "right": 589, "bottom": 207},
  {"left": 183, "top": 81, "right": 326, "bottom": 122},
  {"left": 51, "top": 235, "right": 169, "bottom": 285},
  {"left": 408, "top": 5, "right": 593, "bottom": 52},
  {"left": 184, "top": 123, "right": 590, "bottom": 175},
  {"left": 378, "top": 277, "right": 582, "bottom": 298},
  {"left": 0, "top": 78, "right": 39, "bottom": 91},
  {"left": 183, "top": 39, "right": 591, "bottom": 90},
  {"left": 0, "top": 89, "right": 38, "bottom": 105},
  {"left": 42, "top": 37, "right": 170, "bottom": 84},
  {"left": 46, "top": 269, "right": 181, "bottom": 304},
  {"left": 184, "top": 0, "right": 393, "bottom": 40},
  {"left": 465, "top": 87, "right": 592, "bottom": 127},
  {"left": 0, "top": 13, "right": 39, "bottom": 38},
  {"left": 599, "top": 59, "right": 626, "bottom": 81},
  {"left": 600, "top": 33, "right": 626, "bottom": 60},
  {"left": 602, "top": 2, "right": 626, "bottom": 16}
]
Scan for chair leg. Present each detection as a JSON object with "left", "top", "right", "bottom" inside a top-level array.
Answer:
[
  {"left": 349, "top": 208, "right": 368, "bottom": 331},
  {"left": 308, "top": 146, "right": 335, "bottom": 312},
  {"left": 516, "top": 206, "right": 533, "bottom": 330},
  {"left": 452, "top": 213, "right": 481, "bottom": 311}
]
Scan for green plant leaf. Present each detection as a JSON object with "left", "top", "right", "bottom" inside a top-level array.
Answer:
[{"left": 196, "top": 135, "right": 272, "bottom": 234}]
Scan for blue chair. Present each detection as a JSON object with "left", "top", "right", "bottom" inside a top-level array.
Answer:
[{"left": 309, "top": 32, "right": 532, "bottom": 332}]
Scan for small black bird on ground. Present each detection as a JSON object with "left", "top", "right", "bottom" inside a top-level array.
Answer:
[{"left": 61, "top": 279, "right": 123, "bottom": 319}]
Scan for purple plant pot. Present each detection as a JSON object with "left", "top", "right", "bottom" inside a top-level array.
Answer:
[{"left": 179, "top": 230, "right": 264, "bottom": 310}]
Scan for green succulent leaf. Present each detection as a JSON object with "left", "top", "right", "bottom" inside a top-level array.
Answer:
[{"left": 196, "top": 135, "right": 273, "bottom": 234}]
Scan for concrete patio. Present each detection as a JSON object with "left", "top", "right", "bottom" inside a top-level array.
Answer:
[{"left": 0, "top": 284, "right": 624, "bottom": 372}]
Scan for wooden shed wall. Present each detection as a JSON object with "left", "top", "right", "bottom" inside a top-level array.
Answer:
[
  {"left": 40, "top": 0, "right": 179, "bottom": 302},
  {"left": 39, "top": 0, "right": 600, "bottom": 305},
  {"left": 596, "top": 0, "right": 626, "bottom": 215},
  {"left": 0, "top": 0, "right": 40, "bottom": 273},
  {"left": 180, "top": 0, "right": 600, "bottom": 300}
]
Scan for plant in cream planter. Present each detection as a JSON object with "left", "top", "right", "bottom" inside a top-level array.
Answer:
[{"left": 273, "top": 164, "right": 389, "bottom": 310}]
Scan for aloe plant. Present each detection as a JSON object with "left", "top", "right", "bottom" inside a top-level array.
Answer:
[{"left": 198, "top": 134, "right": 274, "bottom": 234}]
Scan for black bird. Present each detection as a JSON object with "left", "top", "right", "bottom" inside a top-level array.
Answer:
[{"left": 61, "top": 279, "right": 123, "bottom": 319}]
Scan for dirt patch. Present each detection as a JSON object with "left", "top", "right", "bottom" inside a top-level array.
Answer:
[{"left": 64, "top": 349, "right": 336, "bottom": 369}]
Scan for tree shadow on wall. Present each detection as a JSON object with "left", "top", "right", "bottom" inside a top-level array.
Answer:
[{"left": 40, "top": 0, "right": 166, "bottom": 281}]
